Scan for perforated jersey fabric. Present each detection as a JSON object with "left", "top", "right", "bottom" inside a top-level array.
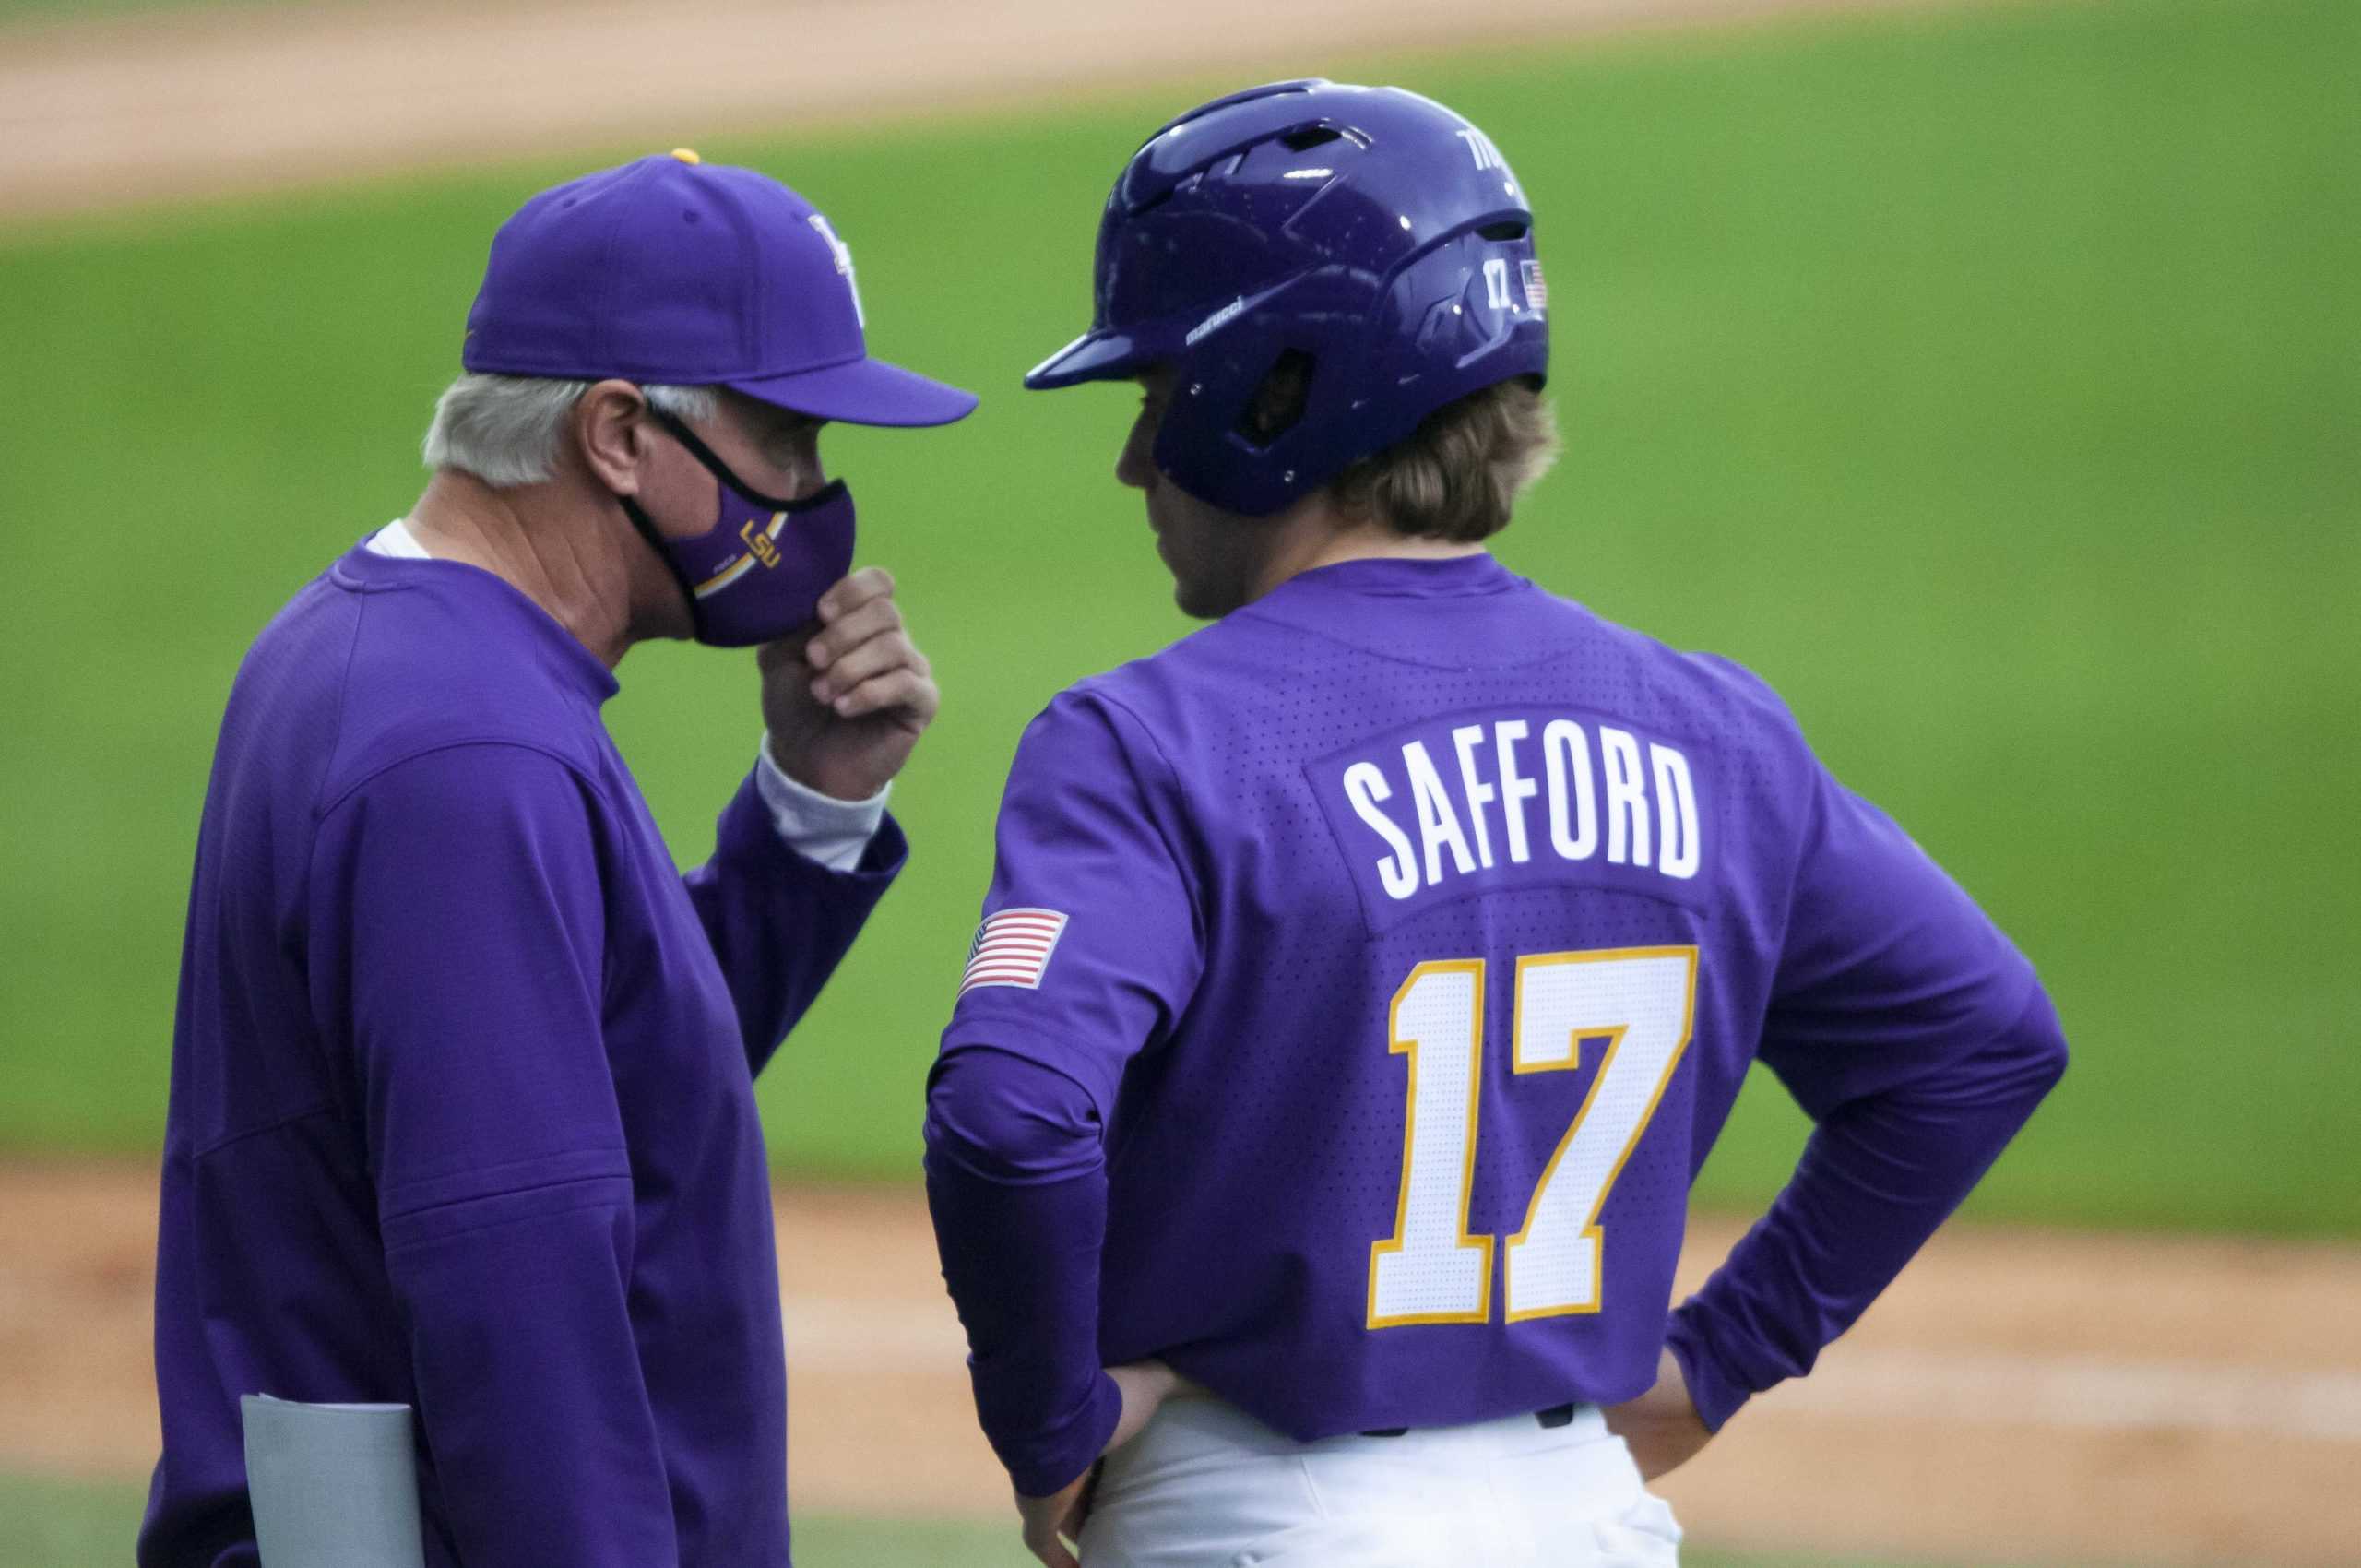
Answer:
[{"left": 941, "top": 551, "right": 2038, "bottom": 1445}]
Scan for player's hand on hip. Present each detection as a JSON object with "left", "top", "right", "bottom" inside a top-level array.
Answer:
[
  {"left": 1102, "top": 1358, "right": 1180, "bottom": 1450},
  {"left": 760, "top": 567, "right": 938, "bottom": 802},
  {"left": 1014, "top": 1359, "right": 1178, "bottom": 1568},
  {"left": 1603, "top": 1346, "right": 1713, "bottom": 1482}
]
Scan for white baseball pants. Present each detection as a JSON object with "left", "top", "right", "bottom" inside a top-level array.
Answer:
[{"left": 1074, "top": 1392, "right": 1683, "bottom": 1567}]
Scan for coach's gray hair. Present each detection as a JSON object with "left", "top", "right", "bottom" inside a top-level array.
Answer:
[{"left": 421, "top": 374, "right": 720, "bottom": 487}]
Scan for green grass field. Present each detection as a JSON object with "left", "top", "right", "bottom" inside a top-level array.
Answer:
[
  {"left": 0, "top": 1471, "right": 2072, "bottom": 1568},
  {"left": 1, "top": 0, "right": 2355, "bottom": 1241},
  {"left": 4, "top": 5, "right": 2344, "bottom": 1566}
]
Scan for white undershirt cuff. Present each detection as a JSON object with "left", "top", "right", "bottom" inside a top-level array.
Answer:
[{"left": 753, "top": 743, "right": 890, "bottom": 873}]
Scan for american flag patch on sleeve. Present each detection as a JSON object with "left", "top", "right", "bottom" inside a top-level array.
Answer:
[{"left": 958, "top": 908, "right": 1070, "bottom": 995}]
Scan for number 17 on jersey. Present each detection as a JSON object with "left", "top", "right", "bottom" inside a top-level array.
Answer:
[{"left": 1368, "top": 946, "right": 1698, "bottom": 1327}]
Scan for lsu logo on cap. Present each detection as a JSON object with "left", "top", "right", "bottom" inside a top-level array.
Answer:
[{"left": 808, "top": 213, "right": 865, "bottom": 327}]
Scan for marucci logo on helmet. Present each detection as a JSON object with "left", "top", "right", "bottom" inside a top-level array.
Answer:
[{"left": 1185, "top": 296, "right": 1249, "bottom": 347}]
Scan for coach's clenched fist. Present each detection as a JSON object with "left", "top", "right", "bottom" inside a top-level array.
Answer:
[{"left": 763, "top": 566, "right": 939, "bottom": 802}]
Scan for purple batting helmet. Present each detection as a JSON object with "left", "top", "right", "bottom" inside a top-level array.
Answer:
[{"left": 1026, "top": 80, "right": 1548, "bottom": 516}]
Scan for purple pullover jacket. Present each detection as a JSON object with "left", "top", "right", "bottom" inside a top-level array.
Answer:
[{"left": 140, "top": 541, "right": 903, "bottom": 1567}]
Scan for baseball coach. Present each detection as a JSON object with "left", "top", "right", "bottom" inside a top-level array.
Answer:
[{"left": 138, "top": 150, "right": 975, "bottom": 1568}]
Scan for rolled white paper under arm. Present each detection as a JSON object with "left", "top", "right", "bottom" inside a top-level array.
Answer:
[{"left": 241, "top": 1395, "right": 426, "bottom": 1568}]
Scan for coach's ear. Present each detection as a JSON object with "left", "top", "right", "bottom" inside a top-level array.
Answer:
[{"left": 575, "top": 378, "right": 655, "bottom": 496}]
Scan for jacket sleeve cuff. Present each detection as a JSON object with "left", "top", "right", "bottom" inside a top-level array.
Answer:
[
  {"left": 1001, "top": 1371, "right": 1123, "bottom": 1501},
  {"left": 718, "top": 766, "right": 907, "bottom": 887},
  {"left": 1665, "top": 1306, "right": 1757, "bottom": 1433}
]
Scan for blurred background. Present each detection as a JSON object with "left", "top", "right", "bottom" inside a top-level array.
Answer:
[{"left": 1, "top": 0, "right": 2355, "bottom": 1562}]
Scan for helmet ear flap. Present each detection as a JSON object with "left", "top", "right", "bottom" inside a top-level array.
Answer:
[{"left": 1236, "top": 350, "right": 1316, "bottom": 449}]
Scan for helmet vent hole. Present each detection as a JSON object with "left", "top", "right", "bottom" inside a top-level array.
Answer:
[
  {"left": 1279, "top": 126, "right": 1343, "bottom": 152},
  {"left": 1239, "top": 350, "right": 1316, "bottom": 448},
  {"left": 1477, "top": 220, "right": 1529, "bottom": 242}
]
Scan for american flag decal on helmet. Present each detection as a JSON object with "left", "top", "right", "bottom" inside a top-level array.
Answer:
[
  {"left": 959, "top": 908, "right": 1069, "bottom": 995},
  {"left": 1520, "top": 259, "right": 1548, "bottom": 311}
]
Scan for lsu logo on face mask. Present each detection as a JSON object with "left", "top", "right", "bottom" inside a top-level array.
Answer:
[
  {"left": 633, "top": 406, "right": 859, "bottom": 647},
  {"left": 741, "top": 516, "right": 783, "bottom": 568}
]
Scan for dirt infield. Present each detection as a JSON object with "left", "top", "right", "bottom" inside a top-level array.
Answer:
[
  {"left": 6, "top": 1160, "right": 2357, "bottom": 1564},
  {"left": 0, "top": 0, "right": 1996, "bottom": 220}
]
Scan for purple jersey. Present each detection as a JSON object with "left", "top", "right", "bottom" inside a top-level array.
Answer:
[{"left": 939, "top": 552, "right": 2038, "bottom": 1445}]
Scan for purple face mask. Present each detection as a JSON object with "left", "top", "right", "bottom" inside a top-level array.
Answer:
[{"left": 623, "top": 408, "right": 856, "bottom": 648}]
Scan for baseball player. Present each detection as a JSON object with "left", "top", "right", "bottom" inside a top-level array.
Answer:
[
  {"left": 924, "top": 81, "right": 2067, "bottom": 1567},
  {"left": 141, "top": 152, "right": 971, "bottom": 1567}
]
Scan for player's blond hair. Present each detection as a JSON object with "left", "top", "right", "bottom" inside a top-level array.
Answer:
[{"left": 1331, "top": 378, "right": 1560, "bottom": 543}]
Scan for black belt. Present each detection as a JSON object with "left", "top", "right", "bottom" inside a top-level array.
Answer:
[{"left": 1361, "top": 1402, "right": 1580, "bottom": 1438}]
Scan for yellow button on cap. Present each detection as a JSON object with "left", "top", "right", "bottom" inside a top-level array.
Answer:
[{"left": 670, "top": 148, "right": 702, "bottom": 165}]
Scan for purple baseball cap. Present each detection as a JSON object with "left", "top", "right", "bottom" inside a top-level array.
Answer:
[{"left": 462, "top": 150, "right": 976, "bottom": 427}]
